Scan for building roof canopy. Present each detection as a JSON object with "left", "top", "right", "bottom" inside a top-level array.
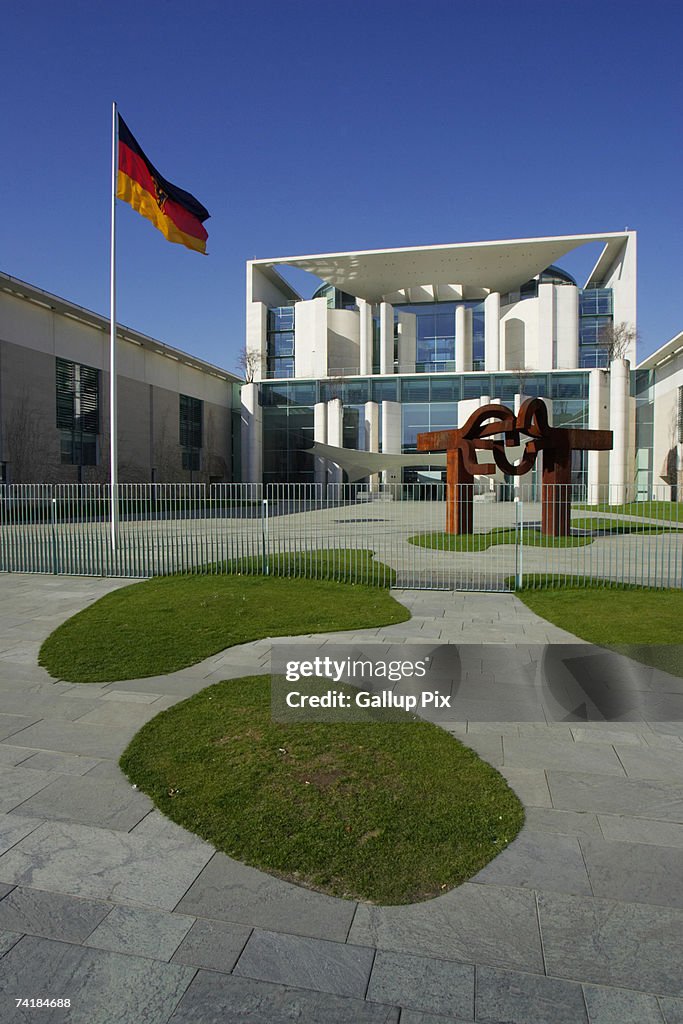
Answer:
[{"left": 253, "top": 232, "right": 631, "bottom": 303}]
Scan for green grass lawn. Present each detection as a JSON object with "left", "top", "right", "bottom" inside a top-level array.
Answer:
[
  {"left": 119, "top": 675, "right": 524, "bottom": 905},
  {"left": 516, "top": 581, "right": 683, "bottom": 676},
  {"left": 570, "top": 517, "right": 682, "bottom": 534},
  {"left": 574, "top": 501, "right": 683, "bottom": 522},
  {"left": 409, "top": 528, "right": 593, "bottom": 551},
  {"left": 39, "top": 551, "right": 409, "bottom": 683}
]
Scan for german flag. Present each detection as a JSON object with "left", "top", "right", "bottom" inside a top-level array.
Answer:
[{"left": 117, "top": 114, "right": 210, "bottom": 254}]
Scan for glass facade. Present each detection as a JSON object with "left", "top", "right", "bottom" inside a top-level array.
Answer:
[
  {"left": 266, "top": 305, "right": 295, "bottom": 378},
  {"left": 259, "top": 372, "right": 591, "bottom": 489},
  {"left": 393, "top": 301, "right": 485, "bottom": 372},
  {"left": 579, "top": 288, "right": 613, "bottom": 368}
]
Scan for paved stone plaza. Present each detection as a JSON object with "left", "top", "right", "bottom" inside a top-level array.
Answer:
[{"left": 0, "top": 574, "right": 682, "bottom": 1022}]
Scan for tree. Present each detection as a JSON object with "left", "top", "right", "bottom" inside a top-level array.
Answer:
[
  {"left": 236, "top": 347, "right": 260, "bottom": 383},
  {"left": 598, "top": 321, "right": 639, "bottom": 362}
]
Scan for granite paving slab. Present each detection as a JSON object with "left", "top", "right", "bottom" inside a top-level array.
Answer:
[
  {"left": 0, "top": 715, "right": 41, "bottom": 742},
  {"left": 84, "top": 904, "right": 195, "bottom": 961},
  {"left": 523, "top": 807, "right": 602, "bottom": 837},
  {"left": 2, "top": 720, "right": 137, "bottom": 759},
  {"left": 0, "top": 765, "right": 55, "bottom": 814},
  {"left": 475, "top": 965, "right": 588, "bottom": 1024},
  {"left": 503, "top": 736, "right": 625, "bottom": 775},
  {"left": 16, "top": 752, "right": 100, "bottom": 776},
  {"left": 578, "top": 836, "right": 683, "bottom": 908},
  {"left": 0, "top": 930, "right": 22, "bottom": 957},
  {"left": 0, "top": 935, "right": 195, "bottom": 1024},
  {"left": 171, "top": 918, "right": 252, "bottom": 973},
  {"left": 537, "top": 891, "right": 683, "bottom": 995},
  {"left": 547, "top": 770, "right": 683, "bottom": 820},
  {"left": 0, "top": 886, "right": 111, "bottom": 943},
  {"left": 496, "top": 766, "right": 552, "bottom": 807},
  {"left": 0, "top": 820, "right": 214, "bottom": 910},
  {"left": 166, "top": 970, "right": 401, "bottom": 1024},
  {"left": 0, "top": 745, "right": 35, "bottom": 767},
  {"left": 234, "top": 928, "right": 375, "bottom": 998},
  {"left": 0, "top": 814, "right": 44, "bottom": 854},
  {"left": 347, "top": 884, "right": 544, "bottom": 974},
  {"left": 12, "top": 775, "right": 152, "bottom": 831},
  {"left": 366, "top": 949, "right": 474, "bottom": 1019},
  {"left": 399, "top": 1013, "right": 474, "bottom": 1024},
  {"left": 582, "top": 983, "right": 665, "bottom": 1023},
  {"left": 660, "top": 996, "right": 683, "bottom": 1023},
  {"left": 471, "top": 830, "right": 592, "bottom": 895},
  {"left": 175, "top": 851, "right": 356, "bottom": 942},
  {"left": 597, "top": 813, "right": 683, "bottom": 848},
  {"left": 612, "top": 745, "right": 683, "bottom": 782}
]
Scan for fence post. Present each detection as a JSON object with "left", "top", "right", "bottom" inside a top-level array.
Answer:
[
  {"left": 515, "top": 498, "right": 523, "bottom": 590},
  {"left": 261, "top": 498, "right": 269, "bottom": 576},
  {"left": 51, "top": 489, "right": 59, "bottom": 576}
]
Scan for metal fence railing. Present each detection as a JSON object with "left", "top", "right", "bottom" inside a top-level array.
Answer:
[{"left": 0, "top": 482, "right": 681, "bottom": 591}]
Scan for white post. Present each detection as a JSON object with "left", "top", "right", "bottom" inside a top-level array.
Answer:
[{"left": 109, "top": 101, "right": 119, "bottom": 551}]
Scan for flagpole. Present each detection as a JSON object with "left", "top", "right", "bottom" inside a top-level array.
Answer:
[{"left": 109, "top": 101, "right": 119, "bottom": 552}]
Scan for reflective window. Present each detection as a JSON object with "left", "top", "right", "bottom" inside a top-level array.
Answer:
[{"left": 267, "top": 305, "right": 296, "bottom": 378}]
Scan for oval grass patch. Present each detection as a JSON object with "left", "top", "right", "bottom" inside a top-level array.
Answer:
[{"left": 120, "top": 675, "right": 525, "bottom": 905}]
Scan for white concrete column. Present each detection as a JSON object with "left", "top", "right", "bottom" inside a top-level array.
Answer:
[
  {"left": 365, "top": 400, "right": 380, "bottom": 491},
  {"left": 313, "top": 401, "right": 327, "bottom": 486},
  {"left": 555, "top": 285, "right": 579, "bottom": 369},
  {"left": 381, "top": 400, "right": 401, "bottom": 485},
  {"left": 359, "top": 299, "right": 373, "bottom": 376},
  {"left": 396, "top": 311, "right": 416, "bottom": 373},
  {"left": 587, "top": 368, "right": 610, "bottom": 500},
  {"left": 240, "top": 383, "right": 262, "bottom": 483},
  {"left": 537, "top": 283, "right": 555, "bottom": 370},
  {"left": 379, "top": 302, "right": 394, "bottom": 375},
  {"left": 484, "top": 292, "right": 500, "bottom": 371},
  {"left": 326, "top": 398, "right": 344, "bottom": 485},
  {"left": 609, "top": 358, "right": 632, "bottom": 503},
  {"left": 456, "top": 305, "right": 473, "bottom": 372}
]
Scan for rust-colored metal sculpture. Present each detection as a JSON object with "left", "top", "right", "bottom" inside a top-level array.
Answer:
[{"left": 417, "top": 398, "right": 612, "bottom": 536}]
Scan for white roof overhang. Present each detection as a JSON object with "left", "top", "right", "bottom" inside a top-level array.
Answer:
[{"left": 253, "top": 232, "right": 631, "bottom": 304}]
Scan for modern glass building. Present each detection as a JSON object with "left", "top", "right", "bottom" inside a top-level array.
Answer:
[{"left": 242, "top": 233, "right": 638, "bottom": 499}]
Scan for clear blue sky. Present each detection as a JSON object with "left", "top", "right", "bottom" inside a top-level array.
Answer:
[{"left": 2, "top": 0, "right": 681, "bottom": 371}]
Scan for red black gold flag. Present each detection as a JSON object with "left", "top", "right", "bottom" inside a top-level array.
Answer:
[{"left": 116, "top": 115, "right": 210, "bottom": 254}]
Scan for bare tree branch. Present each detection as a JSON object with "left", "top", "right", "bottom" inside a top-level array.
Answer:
[
  {"left": 598, "top": 321, "right": 639, "bottom": 362},
  {"left": 237, "top": 347, "right": 260, "bottom": 383}
]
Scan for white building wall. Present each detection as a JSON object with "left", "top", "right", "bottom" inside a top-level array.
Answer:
[
  {"left": 326, "top": 397, "right": 343, "bottom": 484},
  {"left": 602, "top": 233, "right": 638, "bottom": 363},
  {"left": 365, "top": 399, "right": 380, "bottom": 490},
  {"left": 484, "top": 292, "right": 500, "bottom": 371},
  {"left": 650, "top": 347, "right": 683, "bottom": 497},
  {"left": 455, "top": 305, "right": 472, "bottom": 372},
  {"left": 500, "top": 299, "right": 540, "bottom": 371},
  {"left": 608, "top": 358, "right": 634, "bottom": 501},
  {"left": 359, "top": 299, "right": 373, "bottom": 376},
  {"left": 555, "top": 285, "right": 579, "bottom": 369},
  {"left": 294, "top": 297, "right": 328, "bottom": 379},
  {"left": 379, "top": 302, "right": 394, "bottom": 375},
  {"left": 536, "top": 283, "right": 555, "bottom": 371},
  {"left": 327, "top": 308, "right": 360, "bottom": 375},
  {"left": 587, "top": 368, "right": 611, "bottom": 496},
  {"left": 240, "top": 383, "right": 262, "bottom": 483},
  {"left": 381, "top": 400, "right": 401, "bottom": 484},
  {"left": 313, "top": 401, "right": 328, "bottom": 486},
  {"left": 397, "top": 311, "right": 416, "bottom": 373},
  {"left": 246, "top": 302, "right": 268, "bottom": 382}
]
